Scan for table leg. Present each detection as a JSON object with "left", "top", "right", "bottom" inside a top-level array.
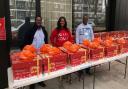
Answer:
[
  {"left": 18, "top": 87, "right": 25, "bottom": 89},
  {"left": 58, "top": 76, "right": 65, "bottom": 89},
  {"left": 109, "top": 62, "right": 111, "bottom": 71},
  {"left": 69, "top": 74, "right": 72, "bottom": 84},
  {"left": 93, "top": 66, "right": 96, "bottom": 89},
  {"left": 83, "top": 71, "right": 85, "bottom": 89},
  {"left": 124, "top": 56, "right": 128, "bottom": 79}
]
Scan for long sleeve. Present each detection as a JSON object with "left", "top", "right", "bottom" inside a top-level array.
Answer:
[
  {"left": 50, "top": 29, "right": 57, "bottom": 46},
  {"left": 23, "top": 29, "right": 33, "bottom": 49},
  {"left": 23, "top": 25, "right": 36, "bottom": 48},
  {"left": 90, "top": 27, "right": 94, "bottom": 41},
  {"left": 18, "top": 26, "right": 24, "bottom": 49},
  {"left": 67, "top": 29, "right": 72, "bottom": 42},
  {"left": 42, "top": 27, "right": 48, "bottom": 44},
  {"left": 75, "top": 27, "right": 80, "bottom": 44}
]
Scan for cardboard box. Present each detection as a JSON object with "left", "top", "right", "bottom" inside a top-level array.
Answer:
[
  {"left": 94, "top": 33, "right": 101, "bottom": 38},
  {"left": 109, "top": 31, "right": 119, "bottom": 38},
  {"left": 41, "top": 57, "right": 48, "bottom": 73},
  {"left": 118, "top": 31, "right": 125, "bottom": 38},
  {"left": 59, "top": 47, "right": 87, "bottom": 66},
  {"left": 68, "top": 49, "right": 87, "bottom": 66},
  {"left": 50, "top": 53, "right": 67, "bottom": 71},
  {"left": 118, "top": 44, "right": 128, "bottom": 53},
  {"left": 89, "top": 47, "right": 104, "bottom": 61},
  {"left": 101, "top": 32, "right": 109, "bottom": 40},
  {"left": 11, "top": 56, "right": 42, "bottom": 80},
  {"left": 105, "top": 45, "right": 118, "bottom": 57},
  {"left": 125, "top": 38, "right": 128, "bottom": 43},
  {"left": 124, "top": 31, "right": 128, "bottom": 37},
  {"left": 41, "top": 53, "right": 68, "bottom": 73},
  {"left": 12, "top": 65, "right": 30, "bottom": 80}
]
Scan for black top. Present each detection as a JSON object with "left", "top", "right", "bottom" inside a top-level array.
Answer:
[
  {"left": 18, "top": 18, "right": 31, "bottom": 49},
  {"left": 23, "top": 24, "right": 48, "bottom": 49}
]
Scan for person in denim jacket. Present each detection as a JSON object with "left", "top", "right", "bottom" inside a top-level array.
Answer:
[{"left": 75, "top": 15, "right": 94, "bottom": 78}]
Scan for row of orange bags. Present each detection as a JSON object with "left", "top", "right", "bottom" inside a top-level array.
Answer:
[{"left": 10, "top": 31, "right": 128, "bottom": 80}]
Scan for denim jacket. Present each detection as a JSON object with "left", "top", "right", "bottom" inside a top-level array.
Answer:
[{"left": 75, "top": 23, "right": 94, "bottom": 44}]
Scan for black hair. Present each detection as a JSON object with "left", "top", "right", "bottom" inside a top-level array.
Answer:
[
  {"left": 35, "top": 16, "right": 42, "bottom": 21},
  {"left": 56, "top": 16, "right": 68, "bottom": 30},
  {"left": 83, "top": 14, "right": 88, "bottom": 17},
  {"left": 83, "top": 15, "right": 88, "bottom": 19},
  {"left": 25, "top": 17, "right": 30, "bottom": 23}
]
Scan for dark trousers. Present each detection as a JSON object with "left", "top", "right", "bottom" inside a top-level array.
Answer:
[
  {"left": 29, "top": 82, "right": 46, "bottom": 89},
  {"left": 86, "top": 67, "right": 90, "bottom": 73},
  {"left": 30, "top": 84, "right": 35, "bottom": 89},
  {"left": 78, "top": 67, "right": 91, "bottom": 77}
]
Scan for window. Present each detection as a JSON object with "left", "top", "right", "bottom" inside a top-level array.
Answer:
[
  {"left": 73, "top": 0, "right": 108, "bottom": 32},
  {"left": 10, "top": 0, "right": 36, "bottom": 48}
]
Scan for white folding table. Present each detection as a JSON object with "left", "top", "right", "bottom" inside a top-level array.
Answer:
[{"left": 8, "top": 53, "right": 128, "bottom": 89}]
